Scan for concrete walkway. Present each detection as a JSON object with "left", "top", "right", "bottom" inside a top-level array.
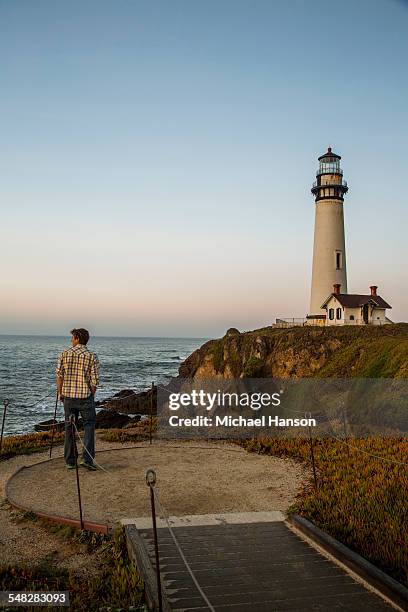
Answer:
[{"left": 125, "top": 512, "right": 394, "bottom": 611}]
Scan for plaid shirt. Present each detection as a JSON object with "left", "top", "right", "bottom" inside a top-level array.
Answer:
[{"left": 56, "top": 345, "right": 99, "bottom": 399}]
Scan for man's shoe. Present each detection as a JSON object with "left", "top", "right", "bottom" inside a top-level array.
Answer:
[
  {"left": 79, "top": 459, "right": 97, "bottom": 471},
  {"left": 66, "top": 464, "right": 75, "bottom": 470}
]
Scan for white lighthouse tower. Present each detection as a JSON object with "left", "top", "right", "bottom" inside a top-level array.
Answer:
[{"left": 308, "top": 147, "right": 349, "bottom": 322}]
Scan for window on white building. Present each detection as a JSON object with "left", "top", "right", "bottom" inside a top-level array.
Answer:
[
  {"left": 329, "top": 308, "right": 334, "bottom": 320},
  {"left": 336, "top": 308, "right": 342, "bottom": 320}
]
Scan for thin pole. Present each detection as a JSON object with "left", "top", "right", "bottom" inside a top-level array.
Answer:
[
  {"left": 146, "top": 470, "right": 163, "bottom": 612},
  {"left": 307, "top": 413, "right": 318, "bottom": 490},
  {"left": 71, "top": 416, "right": 84, "bottom": 530},
  {"left": 0, "top": 399, "right": 9, "bottom": 454},
  {"left": 150, "top": 486, "right": 163, "bottom": 612},
  {"left": 149, "top": 381, "right": 154, "bottom": 445},
  {"left": 49, "top": 392, "right": 59, "bottom": 458}
]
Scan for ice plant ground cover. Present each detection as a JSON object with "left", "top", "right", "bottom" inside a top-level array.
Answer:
[
  {"left": 0, "top": 431, "right": 65, "bottom": 461},
  {"left": 242, "top": 436, "right": 408, "bottom": 587}
]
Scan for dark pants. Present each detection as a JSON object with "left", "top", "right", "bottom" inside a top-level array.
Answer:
[{"left": 64, "top": 396, "right": 96, "bottom": 465}]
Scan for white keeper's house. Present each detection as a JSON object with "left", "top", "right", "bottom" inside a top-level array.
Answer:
[
  {"left": 321, "top": 283, "right": 391, "bottom": 326},
  {"left": 276, "top": 147, "right": 392, "bottom": 328}
]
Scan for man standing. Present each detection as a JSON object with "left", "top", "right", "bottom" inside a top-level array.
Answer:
[{"left": 56, "top": 328, "right": 100, "bottom": 470}]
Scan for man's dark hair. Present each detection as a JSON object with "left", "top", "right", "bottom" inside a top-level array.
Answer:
[{"left": 71, "top": 328, "right": 90, "bottom": 345}]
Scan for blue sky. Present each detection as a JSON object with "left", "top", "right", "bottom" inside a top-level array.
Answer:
[{"left": 1, "top": 0, "right": 407, "bottom": 336}]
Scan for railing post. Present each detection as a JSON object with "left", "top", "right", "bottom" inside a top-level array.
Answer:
[
  {"left": 342, "top": 404, "right": 350, "bottom": 458},
  {"left": 149, "top": 381, "right": 154, "bottom": 445},
  {"left": 0, "top": 399, "right": 9, "bottom": 454},
  {"left": 307, "top": 412, "right": 318, "bottom": 490},
  {"left": 71, "top": 415, "right": 84, "bottom": 530},
  {"left": 49, "top": 392, "right": 59, "bottom": 458},
  {"left": 146, "top": 469, "right": 163, "bottom": 612}
]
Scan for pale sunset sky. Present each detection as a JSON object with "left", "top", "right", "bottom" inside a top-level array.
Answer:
[{"left": 1, "top": 0, "right": 407, "bottom": 337}]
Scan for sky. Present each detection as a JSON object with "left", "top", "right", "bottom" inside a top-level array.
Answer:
[{"left": 1, "top": 0, "right": 407, "bottom": 337}]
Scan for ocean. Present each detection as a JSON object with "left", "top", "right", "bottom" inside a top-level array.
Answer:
[{"left": 0, "top": 335, "right": 207, "bottom": 436}]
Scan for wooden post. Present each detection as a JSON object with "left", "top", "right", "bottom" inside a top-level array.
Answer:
[
  {"left": 0, "top": 399, "right": 9, "bottom": 454},
  {"left": 146, "top": 469, "right": 163, "bottom": 612},
  {"left": 307, "top": 413, "right": 318, "bottom": 490},
  {"left": 49, "top": 392, "right": 59, "bottom": 458},
  {"left": 342, "top": 403, "right": 350, "bottom": 458},
  {"left": 149, "top": 381, "right": 154, "bottom": 445},
  {"left": 71, "top": 416, "right": 84, "bottom": 529}
]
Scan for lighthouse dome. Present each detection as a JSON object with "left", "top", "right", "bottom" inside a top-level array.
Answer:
[{"left": 318, "top": 146, "right": 341, "bottom": 161}]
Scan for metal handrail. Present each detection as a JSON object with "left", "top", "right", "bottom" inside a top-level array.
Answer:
[
  {"left": 312, "top": 179, "right": 347, "bottom": 188},
  {"left": 274, "top": 318, "right": 308, "bottom": 328},
  {"left": 328, "top": 319, "right": 387, "bottom": 326},
  {"left": 274, "top": 317, "right": 388, "bottom": 328},
  {"left": 276, "top": 318, "right": 307, "bottom": 324}
]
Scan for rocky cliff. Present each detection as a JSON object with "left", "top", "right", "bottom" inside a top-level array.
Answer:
[{"left": 178, "top": 323, "right": 408, "bottom": 379}]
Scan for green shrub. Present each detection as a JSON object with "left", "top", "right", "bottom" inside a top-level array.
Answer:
[
  {"left": 243, "top": 355, "right": 264, "bottom": 377},
  {"left": 212, "top": 340, "right": 225, "bottom": 373}
]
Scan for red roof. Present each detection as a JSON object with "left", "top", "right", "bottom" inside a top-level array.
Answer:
[{"left": 321, "top": 293, "right": 392, "bottom": 309}]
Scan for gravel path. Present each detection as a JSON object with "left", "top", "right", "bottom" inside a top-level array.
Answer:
[
  {"left": 1, "top": 437, "right": 306, "bottom": 569},
  {"left": 0, "top": 437, "right": 137, "bottom": 571}
]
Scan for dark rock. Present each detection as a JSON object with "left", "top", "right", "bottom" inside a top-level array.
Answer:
[
  {"left": 34, "top": 419, "right": 64, "bottom": 433},
  {"left": 95, "top": 409, "right": 133, "bottom": 429},
  {"left": 111, "top": 389, "right": 136, "bottom": 399},
  {"left": 34, "top": 409, "right": 142, "bottom": 433},
  {"left": 98, "top": 386, "right": 157, "bottom": 415}
]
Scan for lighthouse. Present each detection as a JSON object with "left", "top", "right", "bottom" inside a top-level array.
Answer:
[
  {"left": 308, "top": 147, "right": 349, "bottom": 321},
  {"left": 274, "top": 148, "right": 392, "bottom": 328}
]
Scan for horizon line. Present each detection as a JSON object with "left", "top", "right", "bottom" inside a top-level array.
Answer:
[{"left": 0, "top": 333, "right": 212, "bottom": 340}]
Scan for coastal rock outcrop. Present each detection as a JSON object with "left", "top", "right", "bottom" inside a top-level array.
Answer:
[
  {"left": 97, "top": 386, "right": 157, "bottom": 415},
  {"left": 178, "top": 323, "right": 408, "bottom": 379}
]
